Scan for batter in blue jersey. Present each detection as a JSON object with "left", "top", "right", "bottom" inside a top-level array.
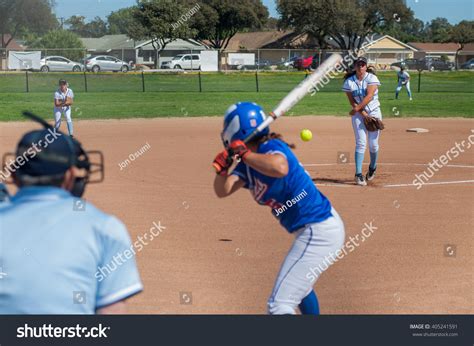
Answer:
[
  {"left": 232, "top": 138, "right": 332, "bottom": 232},
  {"left": 213, "top": 102, "right": 345, "bottom": 315}
]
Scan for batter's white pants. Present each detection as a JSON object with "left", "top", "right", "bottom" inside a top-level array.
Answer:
[
  {"left": 54, "top": 107, "right": 72, "bottom": 131},
  {"left": 267, "top": 208, "right": 345, "bottom": 315},
  {"left": 352, "top": 109, "right": 381, "bottom": 154}
]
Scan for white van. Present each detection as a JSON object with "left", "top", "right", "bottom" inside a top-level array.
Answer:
[{"left": 161, "top": 54, "right": 200, "bottom": 70}]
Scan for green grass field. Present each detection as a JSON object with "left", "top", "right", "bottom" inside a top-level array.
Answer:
[{"left": 0, "top": 71, "right": 472, "bottom": 121}]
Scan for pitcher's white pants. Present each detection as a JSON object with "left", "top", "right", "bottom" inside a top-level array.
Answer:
[{"left": 352, "top": 109, "right": 382, "bottom": 154}]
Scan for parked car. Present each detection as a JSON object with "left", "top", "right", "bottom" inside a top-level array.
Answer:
[
  {"left": 460, "top": 58, "right": 474, "bottom": 69},
  {"left": 161, "top": 54, "right": 200, "bottom": 70},
  {"left": 424, "top": 57, "right": 455, "bottom": 71},
  {"left": 85, "top": 55, "right": 130, "bottom": 72},
  {"left": 38, "top": 56, "right": 84, "bottom": 72},
  {"left": 294, "top": 55, "right": 318, "bottom": 70},
  {"left": 236, "top": 59, "right": 273, "bottom": 70},
  {"left": 390, "top": 58, "right": 424, "bottom": 70},
  {"left": 280, "top": 56, "right": 299, "bottom": 68}
]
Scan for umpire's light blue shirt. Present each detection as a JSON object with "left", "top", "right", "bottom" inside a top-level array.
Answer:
[{"left": 0, "top": 186, "right": 143, "bottom": 314}]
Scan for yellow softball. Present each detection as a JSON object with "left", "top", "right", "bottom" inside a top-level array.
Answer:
[{"left": 300, "top": 129, "right": 312, "bottom": 142}]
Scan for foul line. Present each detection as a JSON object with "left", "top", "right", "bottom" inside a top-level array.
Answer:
[
  {"left": 307, "top": 162, "right": 474, "bottom": 188},
  {"left": 383, "top": 180, "right": 474, "bottom": 188},
  {"left": 304, "top": 163, "right": 474, "bottom": 169}
]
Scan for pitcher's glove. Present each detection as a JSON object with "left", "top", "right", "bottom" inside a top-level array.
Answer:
[{"left": 364, "top": 116, "right": 385, "bottom": 132}]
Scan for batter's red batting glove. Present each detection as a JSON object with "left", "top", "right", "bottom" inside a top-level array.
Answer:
[
  {"left": 228, "top": 140, "right": 250, "bottom": 162},
  {"left": 213, "top": 149, "right": 231, "bottom": 176}
]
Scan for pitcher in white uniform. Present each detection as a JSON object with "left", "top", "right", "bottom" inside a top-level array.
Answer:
[
  {"left": 54, "top": 79, "right": 75, "bottom": 137},
  {"left": 342, "top": 57, "right": 382, "bottom": 186}
]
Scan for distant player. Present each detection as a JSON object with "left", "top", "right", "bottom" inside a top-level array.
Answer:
[
  {"left": 0, "top": 116, "right": 142, "bottom": 313},
  {"left": 342, "top": 57, "right": 382, "bottom": 186},
  {"left": 213, "top": 102, "right": 345, "bottom": 315},
  {"left": 54, "top": 79, "right": 75, "bottom": 137},
  {"left": 395, "top": 64, "right": 412, "bottom": 100}
]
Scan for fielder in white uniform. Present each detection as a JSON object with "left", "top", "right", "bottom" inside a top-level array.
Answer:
[
  {"left": 54, "top": 79, "right": 75, "bottom": 137},
  {"left": 395, "top": 65, "right": 412, "bottom": 100},
  {"left": 342, "top": 57, "right": 382, "bottom": 186}
]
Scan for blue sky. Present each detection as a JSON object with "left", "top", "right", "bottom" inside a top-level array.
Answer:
[{"left": 54, "top": 0, "right": 473, "bottom": 24}]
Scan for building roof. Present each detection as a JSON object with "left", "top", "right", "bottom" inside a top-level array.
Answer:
[
  {"left": 81, "top": 35, "right": 141, "bottom": 51},
  {"left": 360, "top": 35, "right": 417, "bottom": 51},
  {"left": 408, "top": 42, "right": 467, "bottom": 53},
  {"left": 222, "top": 31, "right": 417, "bottom": 51},
  {"left": 222, "top": 30, "right": 296, "bottom": 50},
  {"left": 81, "top": 34, "right": 207, "bottom": 52},
  {"left": 1, "top": 34, "right": 25, "bottom": 50}
]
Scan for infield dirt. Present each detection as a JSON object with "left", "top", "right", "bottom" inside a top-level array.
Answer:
[{"left": 1, "top": 116, "right": 472, "bottom": 314}]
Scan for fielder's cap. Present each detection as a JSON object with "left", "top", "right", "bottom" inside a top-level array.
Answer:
[
  {"left": 15, "top": 129, "right": 76, "bottom": 177},
  {"left": 59, "top": 79, "right": 67, "bottom": 85},
  {"left": 354, "top": 56, "right": 368, "bottom": 64}
]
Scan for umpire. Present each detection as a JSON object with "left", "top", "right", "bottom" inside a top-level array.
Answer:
[{"left": 0, "top": 114, "right": 142, "bottom": 314}]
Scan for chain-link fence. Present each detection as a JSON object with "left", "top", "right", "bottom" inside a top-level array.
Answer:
[
  {"left": 0, "top": 47, "right": 420, "bottom": 72},
  {"left": 1, "top": 47, "right": 472, "bottom": 93},
  {"left": 1, "top": 70, "right": 472, "bottom": 94}
]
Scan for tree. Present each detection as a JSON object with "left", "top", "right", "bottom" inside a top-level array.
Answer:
[
  {"left": 450, "top": 20, "right": 474, "bottom": 69},
  {"left": 277, "top": 0, "right": 411, "bottom": 50},
  {"left": 65, "top": 15, "right": 108, "bottom": 38},
  {"left": 190, "top": 0, "right": 269, "bottom": 51},
  {"left": 377, "top": 17, "right": 426, "bottom": 42},
  {"left": 126, "top": 0, "right": 196, "bottom": 68},
  {"left": 108, "top": 7, "right": 136, "bottom": 35},
  {"left": 28, "top": 30, "right": 85, "bottom": 61},
  {"left": 425, "top": 17, "right": 452, "bottom": 43},
  {"left": 0, "top": 0, "right": 57, "bottom": 48}
]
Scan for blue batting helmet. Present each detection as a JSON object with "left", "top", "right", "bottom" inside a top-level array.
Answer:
[{"left": 221, "top": 102, "right": 269, "bottom": 147}]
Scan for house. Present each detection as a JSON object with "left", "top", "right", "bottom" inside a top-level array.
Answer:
[
  {"left": 80, "top": 34, "right": 207, "bottom": 67},
  {"left": 408, "top": 42, "right": 474, "bottom": 64},
  {"left": 1, "top": 34, "right": 26, "bottom": 70},
  {"left": 222, "top": 32, "right": 416, "bottom": 68},
  {"left": 357, "top": 34, "right": 417, "bottom": 68}
]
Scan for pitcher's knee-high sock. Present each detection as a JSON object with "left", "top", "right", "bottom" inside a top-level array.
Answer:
[
  {"left": 299, "top": 290, "right": 320, "bottom": 315},
  {"left": 67, "top": 121, "right": 74, "bottom": 136},
  {"left": 355, "top": 151, "right": 364, "bottom": 175},
  {"left": 369, "top": 151, "right": 378, "bottom": 170}
]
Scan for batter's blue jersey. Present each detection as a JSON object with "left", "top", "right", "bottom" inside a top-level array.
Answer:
[
  {"left": 232, "top": 139, "right": 332, "bottom": 232},
  {"left": 0, "top": 186, "right": 143, "bottom": 314}
]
